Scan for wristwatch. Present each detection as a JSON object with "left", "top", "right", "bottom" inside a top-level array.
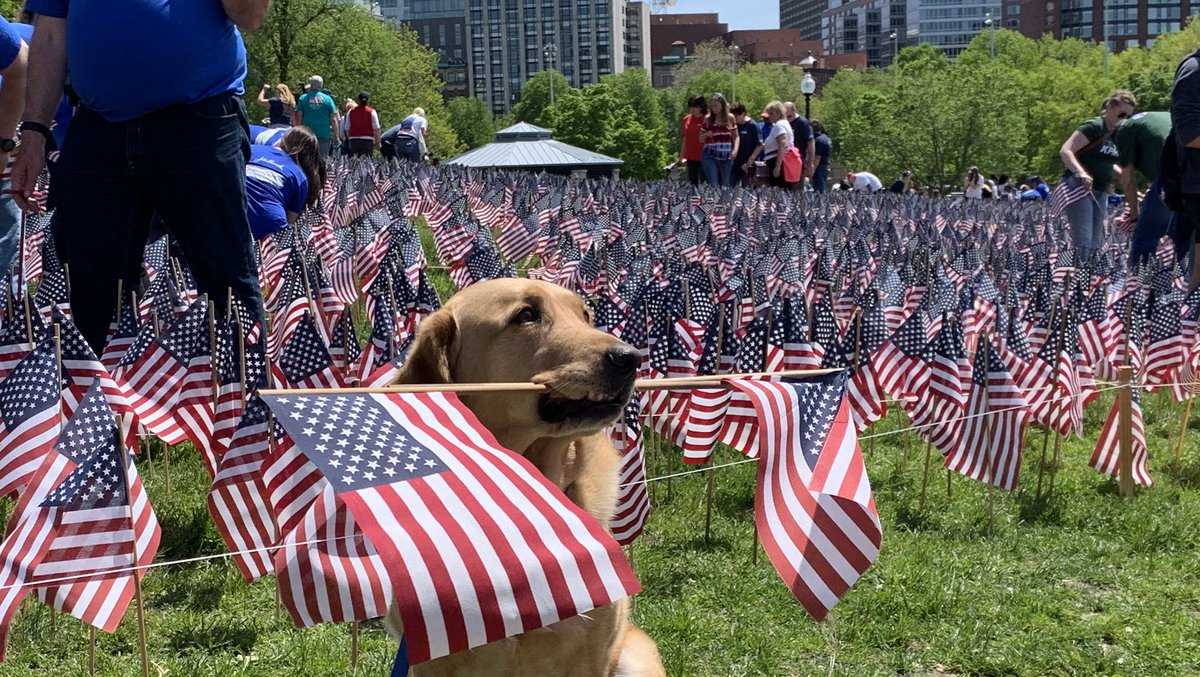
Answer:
[
  {"left": 18, "top": 120, "right": 52, "bottom": 144},
  {"left": 0, "top": 138, "right": 13, "bottom": 153}
]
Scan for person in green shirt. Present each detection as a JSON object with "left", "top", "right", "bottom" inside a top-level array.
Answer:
[
  {"left": 292, "top": 74, "right": 338, "bottom": 156},
  {"left": 1115, "top": 111, "right": 1182, "bottom": 267},
  {"left": 1059, "top": 90, "right": 1137, "bottom": 261}
]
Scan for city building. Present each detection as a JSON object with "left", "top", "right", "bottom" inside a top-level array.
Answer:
[
  {"left": 1006, "top": 1, "right": 1194, "bottom": 50},
  {"left": 465, "top": 0, "right": 628, "bottom": 115},
  {"left": 724, "top": 29, "right": 824, "bottom": 65},
  {"left": 625, "top": 1, "right": 652, "bottom": 70},
  {"left": 380, "top": 0, "right": 469, "bottom": 98},
  {"left": 918, "top": 0, "right": 1002, "bottom": 57},
  {"left": 780, "top": 0, "right": 830, "bottom": 40},
  {"left": 821, "top": 0, "right": 919, "bottom": 67}
]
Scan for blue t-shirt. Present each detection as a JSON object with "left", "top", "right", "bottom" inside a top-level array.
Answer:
[
  {"left": 0, "top": 17, "right": 21, "bottom": 72},
  {"left": 245, "top": 145, "right": 308, "bottom": 240},
  {"left": 249, "top": 124, "right": 288, "bottom": 147},
  {"left": 297, "top": 91, "right": 337, "bottom": 140},
  {"left": 25, "top": 0, "right": 247, "bottom": 122},
  {"left": 815, "top": 133, "right": 832, "bottom": 169}
]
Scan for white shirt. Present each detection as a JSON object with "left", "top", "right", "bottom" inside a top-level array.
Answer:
[
  {"left": 964, "top": 176, "right": 984, "bottom": 199},
  {"left": 852, "top": 172, "right": 882, "bottom": 192},
  {"left": 761, "top": 120, "right": 792, "bottom": 159},
  {"left": 404, "top": 114, "right": 427, "bottom": 138}
]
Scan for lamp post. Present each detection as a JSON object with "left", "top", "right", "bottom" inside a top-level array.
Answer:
[
  {"left": 800, "top": 73, "right": 816, "bottom": 120},
  {"left": 543, "top": 43, "right": 557, "bottom": 108},
  {"left": 889, "top": 31, "right": 898, "bottom": 65},
  {"left": 730, "top": 44, "right": 740, "bottom": 103},
  {"left": 984, "top": 12, "right": 995, "bottom": 59}
]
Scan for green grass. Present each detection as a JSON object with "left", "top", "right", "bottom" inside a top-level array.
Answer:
[{"left": 2, "top": 389, "right": 1198, "bottom": 675}]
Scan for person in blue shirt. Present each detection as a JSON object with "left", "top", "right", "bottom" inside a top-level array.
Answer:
[
  {"left": 0, "top": 16, "right": 27, "bottom": 276},
  {"left": 246, "top": 126, "right": 323, "bottom": 240},
  {"left": 811, "top": 120, "right": 832, "bottom": 193},
  {"left": 249, "top": 123, "right": 289, "bottom": 147},
  {"left": 10, "top": 0, "right": 270, "bottom": 354}
]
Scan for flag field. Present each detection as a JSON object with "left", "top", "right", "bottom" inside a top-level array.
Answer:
[{"left": 0, "top": 387, "right": 1196, "bottom": 675}]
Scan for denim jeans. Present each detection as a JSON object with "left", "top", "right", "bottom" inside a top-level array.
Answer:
[
  {"left": 811, "top": 165, "right": 829, "bottom": 193},
  {"left": 1063, "top": 187, "right": 1107, "bottom": 262},
  {"left": 0, "top": 178, "right": 19, "bottom": 273},
  {"left": 701, "top": 154, "right": 732, "bottom": 187},
  {"left": 53, "top": 93, "right": 264, "bottom": 353},
  {"left": 1129, "top": 179, "right": 1177, "bottom": 268}
]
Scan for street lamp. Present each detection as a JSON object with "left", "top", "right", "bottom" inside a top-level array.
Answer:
[
  {"left": 800, "top": 72, "right": 816, "bottom": 119},
  {"left": 889, "top": 31, "right": 898, "bottom": 65},
  {"left": 730, "top": 44, "right": 741, "bottom": 103},
  {"left": 984, "top": 13, "right": 995, "bottom": 59},
  {"left": 543, "top": 43, "right": 558, "bottom": 107}
]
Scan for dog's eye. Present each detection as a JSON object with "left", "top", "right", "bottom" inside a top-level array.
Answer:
[{"left": 513, "top": 306, "right": 540, "bottom": 325}]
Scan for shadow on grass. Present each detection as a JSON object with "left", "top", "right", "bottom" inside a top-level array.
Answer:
[
  {"left": 151, "top": 570, "right": 227, "bottom": 612},
  {"left": 1162, "top": 459, "right": 1200, "bottom": 488},
  {"left": 168, "top": 621, "right": 259, "bottom": 655},
  {"left": 1016, "top": 492, "right": 1066, "bottom": 525}
]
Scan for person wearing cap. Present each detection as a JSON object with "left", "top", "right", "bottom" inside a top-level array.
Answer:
[
  {"left": 294, "top": 74, "right": 338, "bottom": 156},
  {"left": 10, "top": 0, "right": 270, "bottom": 353},
  {"left": 346, "top": 91, "right": 380, "bottom": 157}
]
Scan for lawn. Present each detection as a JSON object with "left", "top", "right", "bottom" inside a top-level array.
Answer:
[{"left": 1, "top": 388, "right": 1198, "bottom": 676}]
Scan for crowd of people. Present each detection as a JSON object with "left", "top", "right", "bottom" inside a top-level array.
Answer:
[
  {"left": 0, "top": 0, "right": 1193, "bottom": 362},
  {"left": 677, "top": 94, "right": 832, "bottom": 192}
]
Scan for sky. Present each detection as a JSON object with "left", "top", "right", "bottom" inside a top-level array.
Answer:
[{"left": 652, "top": 0, "right": 780, "bottom": 31}]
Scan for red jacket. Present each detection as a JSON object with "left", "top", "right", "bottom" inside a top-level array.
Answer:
[{"left": 348, "top": 105, "right": 377, "bottom": 139}]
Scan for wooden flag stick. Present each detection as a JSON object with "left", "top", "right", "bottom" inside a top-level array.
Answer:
[
  {"left": 918, "top": 439, "right": 933, "bottom": 512},
  {"left": 704, "top": 301, "right": 725, "bottom": 546},
  {"left": 207, "top": 299, "right": 219, "bottom": 411},
  {"left": 350, "top": 621, "right": 361, "bottom": 672},
  {"left": 945, "top": 466, "right": 953, "bottom": 499},
  {"left": 257, "top": 369, "right": 842, "bottom": 397},
  {"left": 89, "top": 625, "right": 96, "bottom": 676},
  {"left": 979, "top": 337, "right": 997, "bottom": 536},
  {"left": 1117, "top": 365, "right": 1135, "bottom": 498},
  {"left": 1174, "top": 397, "right": 1194, "bottom": 468},
  {"left": 113, "top": 421, "right": 150, "bottom": 677}
]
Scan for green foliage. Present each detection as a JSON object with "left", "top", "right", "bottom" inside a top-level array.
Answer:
[
  {"left": 446, "top": 97, "right": 496, "bottom": 150},
  {"left": 243, "top": 0, "right": 463, "bottom": 159},
  {"left": 0, "top": 0, "right": 20, "bottom": 19},
  {"left": 510, "top": 70, "right": 571, "bottom": 127},
  {"left": 545, "top": 85, "right": 668, "bottom": 181},
  {"left": 819, "top": 24, "right": 1200, "bottom": 188}
]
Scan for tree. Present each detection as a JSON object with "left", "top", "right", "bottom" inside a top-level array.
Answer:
[
  {"left": 446, "top": 97, "right": 496, "bottom": 149},
  {"left": 243, "top": 2, "right": 464, "bottom": 159},
  {"left": 511, "top": 70, "right": 572, "bottom": 126},
  {"left": 672, "top": 40, "right": 740, "bottom": 94},
  {"left": 547, "top": 87, "right": 668, "bottom": 181}
]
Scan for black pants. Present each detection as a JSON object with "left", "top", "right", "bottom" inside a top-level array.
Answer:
[
  {"left": 349, "top": 138, "right": 375, "bottom": 157},
  {"left": 685, "top": 160, "right": 702, "bottom": 186},
  {"left": 54, "top": 93, "right": 264, "bottom": 353}
]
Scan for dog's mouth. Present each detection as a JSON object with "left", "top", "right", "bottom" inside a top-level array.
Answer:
[{"left": 537, "top": 388, "right": 629, "bottom": 425}]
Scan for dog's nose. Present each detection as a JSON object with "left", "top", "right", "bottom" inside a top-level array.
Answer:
[{"left": 605, "top": 343, "right": 640, "bottom": 376}]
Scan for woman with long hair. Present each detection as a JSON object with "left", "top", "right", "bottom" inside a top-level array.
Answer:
[
  {"left": 963, "top": 166, "right": 984, "bottom": 198},
  {"left": 699, "top": 93, "right": 738, "bottom": 186},
  {"left": 257, "top": 83, "right": 296, "bottom": 127},
  {"left": 245, "top": 126, "right": 326, "bottom": 240},
  {"left": 1059, "top": 89, "right": 1137, "bottom": 260},
  {"left": 743, "top": 100, "right": 793, "bottom": 189}
]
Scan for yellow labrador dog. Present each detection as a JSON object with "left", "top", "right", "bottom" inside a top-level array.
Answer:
[{"left": 387, "top": 278, "right": 665, "bottom": 677}]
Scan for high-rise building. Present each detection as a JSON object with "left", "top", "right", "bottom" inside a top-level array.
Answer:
[
  {"left": 381, "top": 0, "right": 469, "bottom": 98},
  {"left": 466, "top": 0, "right": 627, "bottom": 115},
  {"left": 1015, "top": 0, "right": 1194, "bottom": 50},
  {"left": 781, "top": 0, "right": 830, "bottom": 40},
  {"left": 625, "top": 1, "right": 652, "bottom": 70},
  {"left": 821, "top": 0, "right": 918, "bottom": 67},
  {"left": 918, "top": 0, "right": 1002, "bottom": 57}
]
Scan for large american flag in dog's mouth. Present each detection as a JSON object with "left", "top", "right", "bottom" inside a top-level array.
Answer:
[{"left": 263, "top": 391, "right": 640, "bottom": 664}]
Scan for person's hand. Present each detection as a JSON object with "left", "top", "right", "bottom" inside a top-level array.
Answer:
[
  {"left": 10, "top": 135, "right": 45, "bottom": 212},
  {"left": 1078, "top": 172, "right": 1094, "bottom": 191}
]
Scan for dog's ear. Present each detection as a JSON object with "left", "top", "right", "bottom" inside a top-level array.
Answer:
[{"left": 394, "top": 308, "right": 456, "bottom": 385}]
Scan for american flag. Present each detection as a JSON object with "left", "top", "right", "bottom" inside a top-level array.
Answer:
[
  {"left": 0, "top": 304, "right": 35, "bottom": 381},
  {"left": 262, "top": 391, "right": 640, "bottom": 665},
  {"left": 943, "top": 341, "right": 1030, "bottom": 491},
  {"left": 7, "top": 382, "right": 159, "bottom": 639},
  {"left": 726, "top": 373, "right": 881, "bottom": 620},
  {"left": 1089, "top": 384, "right": 1152, "bottom": 487},
  {"left": 607, "top": 399, "right": 650, "bottom": 545},
  {"left": 213, "top": 319, "right": 246, "bottom": 456},
  {"left": 208, "top": 396, "right": 280, "bottom": 581},
  {"left": 1049, "top": 178, "right": 1090, "bottom": 216},
  {"left": 100, "top": 294, "right": 140, "bottom": 370},
  {"left": 872, "top": 312, "right": 929, "bottom": 406},
  {"left": 275, "top": 312, "right": 344, "bottom": 390},
  {"left": 1144, "top": 300, "right": 1183, "bottom": 384},
  {"left": 0, "top": 335, "right": 61, "bottom": 498}
]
